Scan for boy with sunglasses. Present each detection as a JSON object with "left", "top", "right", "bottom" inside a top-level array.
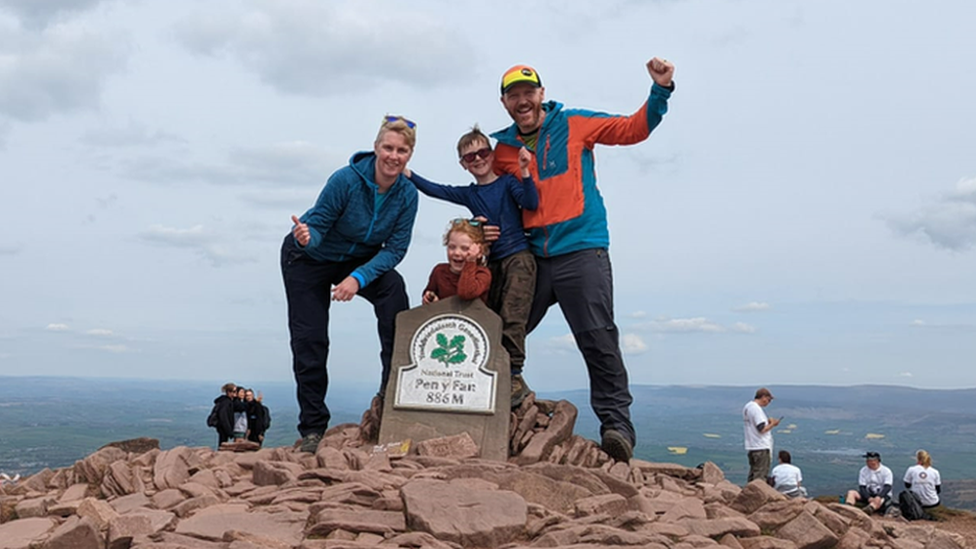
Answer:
[{"left": 405, "top": 127, "right": 537, "bottom": 408}]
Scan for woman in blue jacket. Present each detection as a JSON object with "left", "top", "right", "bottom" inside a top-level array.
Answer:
[{"left": 281, "top": 116, "right": 419, "bottom": 453}]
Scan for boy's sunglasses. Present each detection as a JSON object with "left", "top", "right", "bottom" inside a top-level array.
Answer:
[
  {"left": 460, "top": 147, "right": 492, "bottom": 163},
  {"left": 383, "top": 115, "right": 416, "bottom": 129},
  {"left": 451, "top": 217, "right": 482, "bottom": 227}
]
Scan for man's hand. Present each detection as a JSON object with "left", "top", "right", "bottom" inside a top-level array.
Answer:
[
  {"left": 422, "top": 290, "right": 439, "bottom": 305},
  {"left": 518, "top": 147, "right": 532, "bottom": 178},
  {"left": 473, "top": 215, "right": 500, "bottom": 242},
  {"left": 291, "top": 215, "right": 310, "bottom": 246},
  {"left": 647, "top": 57, "right": 675, "bottom": 88},
  {"left": 332, "top": 276, "right": 360, "bottom": 302},
  {"left": 402, "top": 166, "right": 412, "bottom": 178}
]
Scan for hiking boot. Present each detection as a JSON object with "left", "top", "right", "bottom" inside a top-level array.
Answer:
[
  {"left": 601, "top": 429, "right": 633, "bottom": 462},
  {"left": 511, "top": 374, "right": 531, "bottom": 409},
  {"left": 299, "top": 432, "right": 322, "bottom": 453}
]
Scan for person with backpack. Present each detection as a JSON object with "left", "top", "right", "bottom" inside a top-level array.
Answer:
[
  {"left": 845, "top": 451, "right": 893, "bottom": 514},
  {"left": 900, "top": 449, "right": 942, "bottom": 519},
  {"left": 245, "top": 388, "right": 271, "bottom": 446},
  {"left": 207, "top": 382, "right": 238, "bottom": 448}
]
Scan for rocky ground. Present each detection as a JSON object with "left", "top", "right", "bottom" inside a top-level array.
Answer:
[{"left": 0, "top": 395, "right": 971, "bottom": 549}]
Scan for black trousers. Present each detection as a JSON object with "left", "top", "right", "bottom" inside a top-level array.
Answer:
[
  {"left": 527, "top": 248, "right": 635, "bottom": 446},
  {"left": 281, "top": 234, "right": 409, "bottom": 437}
]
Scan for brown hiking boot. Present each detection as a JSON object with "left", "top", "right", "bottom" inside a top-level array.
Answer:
[
  {"left": 601, "top": 429, "right": 633, "bottom": 462},
  {"left": 511, "top": 374, "right": 531, "bottom": 409}
]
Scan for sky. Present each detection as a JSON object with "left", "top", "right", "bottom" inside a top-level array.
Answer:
[{"left": 1, "top": 0, "right": 974, "bottom": 392}]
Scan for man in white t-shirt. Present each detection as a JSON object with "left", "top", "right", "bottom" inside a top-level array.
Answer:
[
  {"left": 845, "top": 451, "right": 893, "bottom": 513},
  {"left": 742, "top": 387, "right": 780, "bottom": 482},
  {"left": 769, "top": 450, "right": 808, "bottom": 498}
]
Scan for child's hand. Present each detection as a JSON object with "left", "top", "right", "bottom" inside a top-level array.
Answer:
[
  {"left": 518, "top": 147, "right": 532, "bottom": 177},
  {"left": 465, "top": 243, "right": 483, "bottom": 263},
  {"left": 423, "top": 291, "right": 439, "bottom": 305}
]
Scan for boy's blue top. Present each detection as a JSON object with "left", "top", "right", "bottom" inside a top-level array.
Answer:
[
  {"left": 296, "top": 151, "right": 418, "bottom": 288},
  {"left": 408, "top": 171, "right": 538, "bottom": 260}
]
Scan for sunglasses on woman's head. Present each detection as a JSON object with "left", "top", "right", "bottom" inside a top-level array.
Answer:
[
  {"left": 460, "top": 147, "right": 492, "bottom": 163},
  {"left": 383, "top": 115, "right": 416, "bottom": 129}
]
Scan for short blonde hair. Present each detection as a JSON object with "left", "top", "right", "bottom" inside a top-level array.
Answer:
[{"left": 377, "top": 115, "right": 417, "bottom": 150}]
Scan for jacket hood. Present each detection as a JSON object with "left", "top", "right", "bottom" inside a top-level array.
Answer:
[{"left": 349, "top": 151, "right": 378, "bottom": 187}]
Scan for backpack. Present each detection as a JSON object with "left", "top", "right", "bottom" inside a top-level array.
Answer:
[
  {"left": 206, "top": 405, "right": 219, "bottom": 428},
  {"left": 262, "top": 405, "right": 272, "bottom": 432},
  {"left": 899, "top": 490, "right": 924, "bottom": 521}
]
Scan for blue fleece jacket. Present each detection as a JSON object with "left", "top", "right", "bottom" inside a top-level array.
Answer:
[
  {"left": 296, "top": 151, "right": 418, "bottom": 288},
  {"left": 407, "top": 172, "right": 538, "bottom": 260}
]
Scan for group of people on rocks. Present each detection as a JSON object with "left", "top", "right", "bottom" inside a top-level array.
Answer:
[
  {"left": 281, "top": 57, "right": 677, "bottom": 458},
  {"left": 743, "top": 387, "right": 943, "bottom": 520},
  {"left": 208, "top": 382, "right": 271, "bottom": 447}
]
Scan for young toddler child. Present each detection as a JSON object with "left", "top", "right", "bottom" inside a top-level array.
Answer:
[{"left": 423, "top": 218, "right": 492, "bottom": 304}]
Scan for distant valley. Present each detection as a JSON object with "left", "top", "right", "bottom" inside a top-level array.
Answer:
[{"left": 1, "top": 377, "right": 974, "bottom": 510}]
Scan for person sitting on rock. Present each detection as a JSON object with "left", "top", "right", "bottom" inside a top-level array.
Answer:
[
  {"left": 903, "top": 449, "right": 942, "bottom": 510},
  {"left": 845, "top": 451, "right": 893, "bottom": 513},
  {"left": 768, "top": 450, "right": 808, "bottom": 498}
]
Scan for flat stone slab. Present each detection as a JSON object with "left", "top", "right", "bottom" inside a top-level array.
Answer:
[{"left": 174, "top": 504, "right": 305, "bottom": 545}]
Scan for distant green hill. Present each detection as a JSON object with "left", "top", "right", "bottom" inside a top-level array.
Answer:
[{"left": 2, "top": 377, "right": 974, "bottom": 510}]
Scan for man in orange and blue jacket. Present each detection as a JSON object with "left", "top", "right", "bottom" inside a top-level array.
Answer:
[{"left": 491, "top": 58, "right": 675, "bottom": 462}]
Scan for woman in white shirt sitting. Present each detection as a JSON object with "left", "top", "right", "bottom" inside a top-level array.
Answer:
[
  {"left": 904, "top": 449, "right": 942, "bottom": 509},
  {"left": 769, "top": 450, "right": 808, "bottom": 498}
]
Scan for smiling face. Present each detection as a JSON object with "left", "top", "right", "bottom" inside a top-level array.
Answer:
[
  {"left": 373, "top": 129, "right": 413, "bottom": 187},
  {"left": 501, "top": 83, "right": 546, "bottom": 133},
  {"left": 459, "top": 139, "right": 494, "bottom": 180},
  {"left": 446, "top": 230, "right": 478, "bottom": 274}
]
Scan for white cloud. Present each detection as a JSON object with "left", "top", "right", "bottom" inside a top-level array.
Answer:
[
  {"left": 138, "top": 224, "right": 258, "bottom": 267},
  {"left": 898, "top": 372, "right": 914, "bottom": 378},
  {"left": 628, "top": 310, "right": 648, "bottom": 319},
  {"left": 621, "top": 333, "right": 648, "bottom": 354},
  {"left": 0, "top": 0, "right": 110, "bottom": 29},
  {"left": 884, "top": 177, "right": 976, "bottom": 252},
  {"left": 639, "top": 317, "right": 757, "bottom": 335},
  {"left": 46, "top": 323, "right": 70, "bottom": 331},
  {"left": 730, "top": 322, "right": 758, "bottom": 334},
  {"left": 546, "top": 333, "right": 577, "bottom": 354},
  {"left": 173, "top": 1, "right": 475, "bottom": 97},
  {"left": 647, "top": 317, "right": 726, "bottom": 333},
  {"left": 85, "top": 328, "right": 113, "bottom": 336},
  {"left": 0, "top": 21, "right": 129, "bottom": 122},
  {"left": 0, "top": 243, "right": 22, "bottom": 255},
  {"left": 733, "top": 301, "right": 771, "bottom": 312},
  {"left": 911, "top": 319, "right": 926, "bottom": 326},
  {"left": 122, "top": 141, "right": 338, "bottom": 189},
  {"left": 81, "top": 120, "right": 186, "bottom": 148}
]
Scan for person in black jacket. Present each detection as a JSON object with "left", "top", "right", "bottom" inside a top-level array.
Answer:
[
  {"left": 209, "top": 382, "right": 238, "bottom": 447},
  {"left": 245, "top": 388, "right": 270, "bottom": 445}
]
